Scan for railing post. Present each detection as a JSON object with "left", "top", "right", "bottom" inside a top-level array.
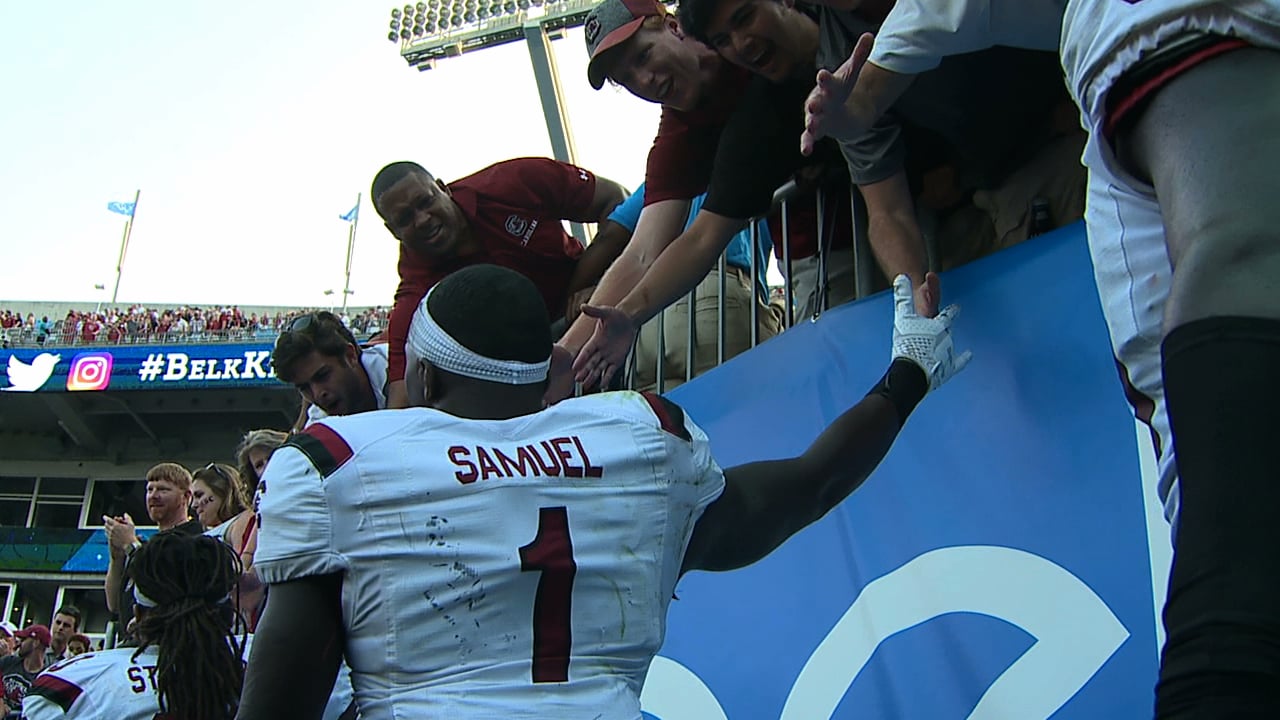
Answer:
[
  {"left": 716, "top": 253, "right": 726, "bottom": 366},
  {"left": 850, "top": 185, "right": 875, "bottom": 299},
  {"left": 685, "top": 284, "right": 697, "bottom": 385},
  {"left": 749, "top": 220, "right": 761, "bottom": 347},
  {"left": 816, "top": 188, "right": 828, "bottom": 317}
]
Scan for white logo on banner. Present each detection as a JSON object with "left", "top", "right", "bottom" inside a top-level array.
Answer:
[
  {"left": 2, "top": 353, "right": 60, "bottom": 391},
  {"left": 136, "top": 350, "right": 274, "bottom": 383},
  {"left": 641, "top": 546, "right": 1129, "bottom": 720}
]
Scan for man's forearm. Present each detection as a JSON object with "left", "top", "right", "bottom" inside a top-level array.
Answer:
[
  {"left": 559, "top": 199, "right": 692, "bottom": 353},
  {"left": 239, "top": 576, "right": 343, "bottom": 719},
  {"left": 867, "top": 210, "right": 930, "bottom": 286},
  {"left": 566, "top": 221, "right": 630, "bottom": 296},
  {"left": 590, "top": 179, "right": 630, "bottom": 225},
  {"left": 562, "top": 250, "right": 648, "bottom": 350},
  {"left": 687, "top": 359, "right": 928, "bottom": 573},
  {"left": 849, "top": 62, "right": 916, "bottom": 131},
  {"left": 104, "top": 553, "right": 124, "bottom": 613},
  {"left": 616, "top": 213, "right": 744, "bottom": 327}
]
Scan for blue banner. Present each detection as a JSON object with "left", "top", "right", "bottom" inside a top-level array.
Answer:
[
  {"left": 647, "top": 223, "right": 1160, "bottom": 718},
  {"left": 1, "top": 343, "right": 281, "bottom": 392},
  {"left": 106, "top": 201, "right": 136, "bottom": 217}
]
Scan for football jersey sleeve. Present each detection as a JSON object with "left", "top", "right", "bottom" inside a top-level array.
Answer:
[
  {"left": 23, "top": 677, "right": 85, "bottom": 719},
  {"left": 640, "top": 392, "right": 726, "bottom": 510},
  {"left": 22, "top": 653, "right": 113, "bottom": 719},
  {"left": 254, "top": 431, "right": 349, "bottom": 584}
]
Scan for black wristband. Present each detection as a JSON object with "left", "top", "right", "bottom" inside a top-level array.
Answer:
[{"left": 866, "top": 358, "right": 929, "bottom": 425}]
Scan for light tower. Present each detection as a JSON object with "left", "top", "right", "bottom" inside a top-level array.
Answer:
[{"left": 385, "top": 0, "right": 603, "bottom": 242}]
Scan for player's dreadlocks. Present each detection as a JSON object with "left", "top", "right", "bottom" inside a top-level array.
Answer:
[{"left": 129, "top": 532, "right": 246, "bottom": 720}]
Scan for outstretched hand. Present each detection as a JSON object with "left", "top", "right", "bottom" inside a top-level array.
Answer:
[
  {"left": 543, "top": 344, "right": 576, "bottom": 407},
  {"left": 801, "top": 32, "right": 875, "bottom": 156},
  {"left": 571, "top": 303, "right": 638, "bottom": 390},
  {"left": 890, "top": 274, "right": 971, "bottom": 391},
  {"left": 915, "top": 271, "right": 940, "bottom": 318}
]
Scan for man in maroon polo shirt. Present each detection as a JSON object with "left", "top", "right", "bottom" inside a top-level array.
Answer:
[{"left": 373, "top": 157, "right": 629, "bottom": 407}]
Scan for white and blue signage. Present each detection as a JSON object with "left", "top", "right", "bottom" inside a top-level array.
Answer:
[
  {"left": 1, "top": 343, "right": 278, "bottom": 392},
  {"left": 651, "top": 223, "right": 1161, "bottom": 718}
]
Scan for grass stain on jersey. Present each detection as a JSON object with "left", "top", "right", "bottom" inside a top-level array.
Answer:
[{"left": 608, "top": 578, "right": 628, "bottom": 639}]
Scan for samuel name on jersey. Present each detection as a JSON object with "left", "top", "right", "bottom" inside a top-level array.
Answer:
[
  {"left": 448, "top": 433, "right": 605, "bottom": 483},
  {"left": 254, "top": 391, "right": 724, "bottom": 719}
]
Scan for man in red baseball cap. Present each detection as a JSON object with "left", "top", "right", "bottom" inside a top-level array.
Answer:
[
  {"left": 1, "top": 624, "right": 50, "bottom": 718},
  {"left": 557, "top": 0, "right": 913, "bottom": 399},
  {"left": 585, "top": 0, "right": 725, "bottom": 111}
]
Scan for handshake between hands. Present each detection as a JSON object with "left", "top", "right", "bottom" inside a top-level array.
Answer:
[{"left": 543, "top": 273, "right": 970, "bottom": 406}]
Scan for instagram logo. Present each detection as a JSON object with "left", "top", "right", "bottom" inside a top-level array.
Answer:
[{"left": 66, "top": 352, "right": 114, "bottom": 391}]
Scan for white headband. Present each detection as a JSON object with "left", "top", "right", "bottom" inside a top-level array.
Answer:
[
  {"left": 407, "top": 285, "right": 550, "bottom": 385},
  {"left": 133, "top": 584, "right": 230, "bottom": 609},
  {"left": 133, "top": 585, "right": 158, "bottom": 609}
]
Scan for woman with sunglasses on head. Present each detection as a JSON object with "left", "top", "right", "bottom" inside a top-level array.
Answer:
[
  {"left": 191, "top": 463, "right": 266, "bottom": 632},
  {"left": 192, "top": 463, "right": 249, "bottom": 536}
]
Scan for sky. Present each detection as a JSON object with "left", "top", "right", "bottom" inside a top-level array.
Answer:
[{"left": 0, "top": 1, "right": 661, "bottom": 309}]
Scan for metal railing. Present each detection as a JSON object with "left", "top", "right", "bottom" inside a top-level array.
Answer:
[{"left": 630, "top": 179, "right": 884, "bottom": 394}]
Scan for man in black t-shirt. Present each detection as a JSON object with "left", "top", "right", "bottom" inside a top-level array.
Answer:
[
  {"left": 0, "top": 625, "right": 50, "bottom": 719},
  {"left": 570, "top": 0, "right": 1080, "bottom": 387}
]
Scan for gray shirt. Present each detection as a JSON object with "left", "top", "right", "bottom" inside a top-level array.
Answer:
[{"left": 815, "top": 5, "right": 1068, "bottom": 191}]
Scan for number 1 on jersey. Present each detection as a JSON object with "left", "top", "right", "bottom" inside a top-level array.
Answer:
[{"left": 519, "top": 506, "right": 577, "bottom": 683}]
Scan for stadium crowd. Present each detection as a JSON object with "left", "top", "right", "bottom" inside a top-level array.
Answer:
[
  {"left": 7, "top": 0, "right": 1277, "bottom": 716},
  {"left": 0, "top": 306, "right": 387, "bottom": 349}
]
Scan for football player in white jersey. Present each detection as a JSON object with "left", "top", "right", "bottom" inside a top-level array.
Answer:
[
  {"left": 237, "top": 263, "right": 968, "bottom": 720},
  {"left": 24, "top": 533, "right": 247, "bottom": 720},
  {"left": 1059, "top": 1, "right": 1280, "bottom": 715},
  {"left": 22, "top": 532, "right": 357, "bottom": 720},
  {"left": 803, "top": 1, "right": 1280, "bottom": 714}
]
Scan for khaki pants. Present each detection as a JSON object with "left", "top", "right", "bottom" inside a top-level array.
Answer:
[
  {"left": 634, "top": 266, "right": 782, "bottom": 393},
  {"left": 786, "top": 248, "right": 862, "bottom": 321},
  {"left": 936, "top": 130, "right": 1089, "bottom": 270}
]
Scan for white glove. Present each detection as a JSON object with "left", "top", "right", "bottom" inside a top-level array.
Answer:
[{"left": 891, "top": 275, "right": 971, "bottom": 391}]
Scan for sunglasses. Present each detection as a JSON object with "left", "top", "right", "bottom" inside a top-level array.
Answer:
[
  {"left": 274, "top": 313, "right": 319, "bottom": 348},
  {"left": 287, "top": 314, "right": 316, "bottom": 333},
  {"left": 199, "top": 463, "right": 234, "bottom": 486}
]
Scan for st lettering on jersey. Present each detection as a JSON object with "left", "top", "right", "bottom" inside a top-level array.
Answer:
[
  {"left": 449, "top": 436, "right": 603, "bottom": 484},
  {"left": 127, "top": 663, "right": 160, "bottom": 694}
]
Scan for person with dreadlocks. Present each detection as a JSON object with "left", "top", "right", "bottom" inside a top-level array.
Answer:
[
  {"left": 23, "top": 533, "right": 359, "bottom": 720},
  {"left": 24, "top": 532, "right": 246, "bottom": 720},
  {"left": 240, "top": 264, "right": 967, "bottom": 719}
]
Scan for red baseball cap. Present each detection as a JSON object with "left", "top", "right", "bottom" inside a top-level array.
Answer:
[
  {"left": 14, "top": 624, "right": 52, "bottom": 646},
  {"left": 585, "top": 0, "right": 669, "bottom": 90}
]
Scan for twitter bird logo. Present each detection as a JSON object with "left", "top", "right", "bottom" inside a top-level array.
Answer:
[{"left": 3, "top": 353, "right": 61, "bottom": 392}]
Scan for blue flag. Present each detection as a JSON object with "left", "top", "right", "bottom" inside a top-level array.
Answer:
[
  {"left": 107, "top": 201, "right": 136, "bottom": 217},
  {"left": 340, "top": 203, "right": 359, "bottom": 222}
]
